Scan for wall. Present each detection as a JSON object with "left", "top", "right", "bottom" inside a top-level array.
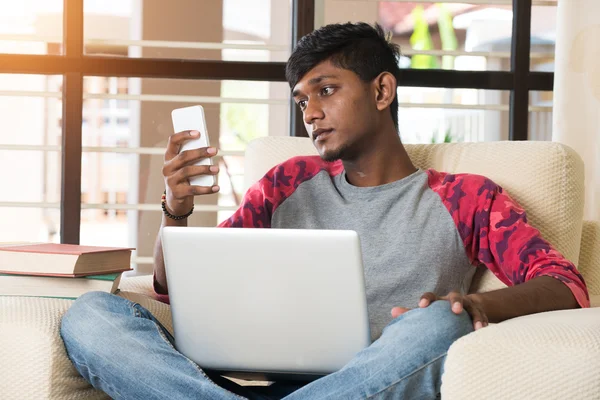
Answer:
[{"left": 553, "top": 0, "right": 600, "bottom": 221}]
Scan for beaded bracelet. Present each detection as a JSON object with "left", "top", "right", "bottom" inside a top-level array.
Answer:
[{"left": 161, "top": 190, "right": 194, "bottom": 220}]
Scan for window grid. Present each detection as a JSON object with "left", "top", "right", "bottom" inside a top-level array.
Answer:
[{"left": 0, "top": 0, "right": 551, "bottom": 244}]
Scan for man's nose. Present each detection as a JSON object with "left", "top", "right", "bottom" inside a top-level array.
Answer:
[{"left": 303, "top": 99, "right": 325, "bottom": 125}]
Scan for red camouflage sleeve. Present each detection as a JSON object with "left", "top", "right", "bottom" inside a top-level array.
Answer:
[
  {"left": 427, "top": 169, "right": 589, "bottom": 308},
  {"left": 218, "top": 155, "right": 343, "bottom": 228}
]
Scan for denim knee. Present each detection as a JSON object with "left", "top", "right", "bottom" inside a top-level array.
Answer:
[
  {"left": 419, "top": 301, "right": 472, "bottom": 347},
  {"left": 423, "top": 300, "right": 472, "bottom": 333},
  {"left": 384, "top": 300, "right": 473, "bottom": 353},
  {"left": 60, "top": 291, "right": 125, "bottom": 345},
  {"left": 71, "top": 291, "right": 116, "bottom": 312}
]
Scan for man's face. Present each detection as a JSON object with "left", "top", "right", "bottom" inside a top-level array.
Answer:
[{"left": 292, "top": 60, "right": 376, "bottom": 162}]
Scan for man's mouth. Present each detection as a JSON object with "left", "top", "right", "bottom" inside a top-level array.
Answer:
[{"left": 312, "top": 128, "right": 333, "bottom": 142}]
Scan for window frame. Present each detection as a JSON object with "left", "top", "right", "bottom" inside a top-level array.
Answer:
[{"left": 0, "top": 0, "right": 550, "bottom": 244}]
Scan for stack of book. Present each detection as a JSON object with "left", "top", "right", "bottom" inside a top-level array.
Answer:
[{"left": 0, "top": 243, "right": 134, "bottom": 299}]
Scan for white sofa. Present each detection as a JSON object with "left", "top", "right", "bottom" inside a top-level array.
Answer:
[{"left": 1, "top": 137, "right": 599, "bottom": 399}]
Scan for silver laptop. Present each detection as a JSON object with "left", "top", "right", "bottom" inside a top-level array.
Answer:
[{"left": 161, "top": 226, "right": 371, "bottom": 381}]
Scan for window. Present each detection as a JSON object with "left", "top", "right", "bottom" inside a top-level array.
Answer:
[
  {"left": 530, "top": 4, "right": 557, "bottom": 72},
  {"left": 83, "top": 0, "right": 291, "bottom": 62},
  {"left": 529, "top": 90, "right": 553, "bottom": 141},
  {"left": 0, "top": 0, "right": 299, "bottom": 272},
  {"left": 0, "top": 0, "right": 64, "bottom": 55},
  {"left": 0, "top": 0, "right": 555, "bottom": 273},
  {"left": 0, "top": 74, "right": 62, "bottom": 243},
  {"left": 316, "top": 0, "right": 556, "bottom": 144},
  {"left": 396, "top": 88, "right": 511, "bottom": 143}
]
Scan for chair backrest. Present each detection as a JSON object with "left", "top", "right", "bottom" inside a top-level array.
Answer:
[{"left": 244, "top": 137, "right": 586, "bottom": 293}]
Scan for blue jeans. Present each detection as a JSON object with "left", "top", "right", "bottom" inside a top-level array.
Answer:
[{"left": 60, "top": 292, "right": 472, "bottom": 400}]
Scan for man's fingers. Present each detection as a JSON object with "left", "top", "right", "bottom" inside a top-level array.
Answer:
[
  {"left": 162, "top": 147, "right": 217, "bottom": 177},
  {"left": 419, "top": 292, "right": 437, "bottom": 308},
  {"left": 165, "top": 130, "right": 199, "bottom": 162},
  {"left": 391, "top": 307, "right": 410, "bottom": 318},
  {"left": 175, "top": 147, "right": 217, "bottom": 169},
  {"left": 188, "top": 185, "right": 220, "bottom": 196},
  {"left": 466, "top": 306, "right": 488, "bottom": 330},
  {"left": 171, "top": 184, "right": 220, "bottom": 199},
  {"left": 180, "top": 147, "right": 218, "bottom": 166},
  {"left": 173, "top": 165, "right": 220, "bottom": 184},
  {"left": 444, "top": 291, "right": 464, "bottom": 314}
]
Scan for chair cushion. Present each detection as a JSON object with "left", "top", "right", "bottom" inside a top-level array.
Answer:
[
  {"left": 442, "top": 307, "right": 600, "bottom": 399},
  {"left": 244, "top": 138, "right": 586, "bottom": 293},
  {"left": 0, "top": 276, "right": 171, "bottom": 400}
]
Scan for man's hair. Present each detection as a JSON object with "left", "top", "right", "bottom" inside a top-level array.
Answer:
[{"left": 286, "top": 22, "right": 401, "bottom": 129}]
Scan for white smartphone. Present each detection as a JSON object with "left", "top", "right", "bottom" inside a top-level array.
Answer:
[{"left": 171, "top": 105, "right": 216, "bottom": 188}]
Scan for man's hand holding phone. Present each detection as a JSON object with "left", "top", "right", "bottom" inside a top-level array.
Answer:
[{"left": 161, "top": 130, "right": 220, "bottom": 216}]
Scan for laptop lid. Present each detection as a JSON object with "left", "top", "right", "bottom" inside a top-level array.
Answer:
[{"left": 161, "top": 227, "right": 371, "bottom": 379}]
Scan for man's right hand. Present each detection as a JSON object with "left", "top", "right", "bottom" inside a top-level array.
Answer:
[{"left": 161, "top": 130, "right": 220, "bottom": 216}]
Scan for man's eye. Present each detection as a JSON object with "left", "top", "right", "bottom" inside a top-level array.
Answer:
[
  {"left": 298, "top": 100, "right": 307, "bottom": 110},
  {"left": 321, "top": 87, "right": 334, "bottom": 95}
]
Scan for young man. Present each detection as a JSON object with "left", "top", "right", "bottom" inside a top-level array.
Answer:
[{"left": 61, "top": 23, "right": 589, "bottom": 399}]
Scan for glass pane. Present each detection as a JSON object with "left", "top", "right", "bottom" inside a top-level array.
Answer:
[
  {"left": 317, "top": 1, "right": 514, "bottom": 71},
  {"left": 0, "top": 208, "right": 60, "bottom": 243},
  {"left": 530, "top": 5, "right": 557, "bottom": 72},
  {"left": 80, "top": 207, "right": 133, "bottom": 247},
  {"left": 0, "top": 0, "right": 63, "bottom": 55},
  {"left": 83, "top": 0, "right": 291, "bottom": 62},
  {"left": 397, "top": 87, "right": 509, "bottom": 143},
  {"left": 0, "top": 74, "right": 63, "bottom": 145},
  {"left": 529, "top": 91, "right": 553, "bottom": 141},
  {"left": 82, "top": 77, "right": 289, "bottom": 149},
  {"left": 80, "top": 76, "right": 289, "bottom": 270},
  {"left": 0, "top": 150, "right": 61, "bottom": 203},
  {"left": 0, "top": 74, "right": 62, "bottom": 237}
]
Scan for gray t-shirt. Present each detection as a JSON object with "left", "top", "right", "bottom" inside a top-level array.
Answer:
[{"left": 216, "top": 156, "right": 588, "bottom": 340}]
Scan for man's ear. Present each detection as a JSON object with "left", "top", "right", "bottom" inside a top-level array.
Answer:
[{"left": 373, "top": 72, "right": 397, "bottom": 112}]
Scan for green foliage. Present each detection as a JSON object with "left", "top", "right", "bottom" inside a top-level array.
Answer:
[
  {"left": 431, "top": 128, "right": 459, "bottom": 143},
  {"left": 410, "top": 5, "right": 439, "bottom": 69},
  {"left": 436, "top": 3, "right": 458, "bottom": 69},
  {"left": 410, "top": 3, "right": 458, "bottom": 70}
]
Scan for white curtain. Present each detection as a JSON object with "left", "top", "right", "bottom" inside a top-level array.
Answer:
[{"left": 552, "top": 0, "right": 600, "bottom": 221}]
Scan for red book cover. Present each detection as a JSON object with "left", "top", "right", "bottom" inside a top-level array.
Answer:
[{"left": 0, "top": 243, "right": 135, "bottom": 277}]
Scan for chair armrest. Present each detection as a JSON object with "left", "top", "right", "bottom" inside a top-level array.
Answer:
[
  {"left": 119, "top": 274, "right": 159, "bottom": 299},
  {"left": 441, "top": 307, "right": 600, "bottom": 400},
  {"left": 0, "top": 296, "right": 109, "bottom": 399},
  {"left": 579, "top": 220, "right": 600, "bottom": 296},
  {"left": 0, "top": 276, "right": 171, "bottom": 399}
]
